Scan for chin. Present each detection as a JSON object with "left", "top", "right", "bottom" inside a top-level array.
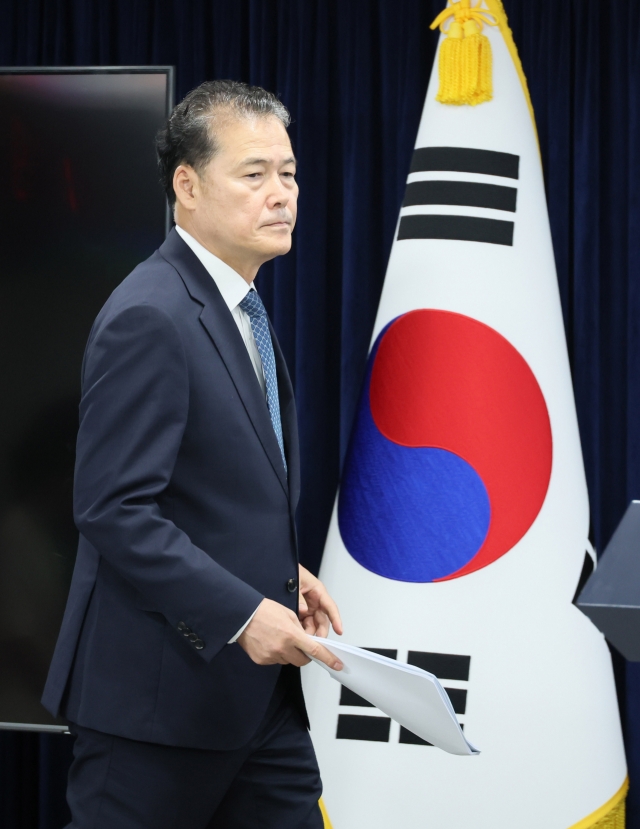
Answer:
[{"left": 263, "top": 240, "right": 292, "bottom": 259}]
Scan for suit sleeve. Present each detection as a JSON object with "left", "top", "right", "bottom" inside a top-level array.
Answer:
[{"left": 73, "top": 303, "right": 263, "bottom": 662}]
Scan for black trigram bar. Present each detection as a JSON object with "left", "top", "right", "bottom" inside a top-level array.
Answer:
[
  {"left": 339, "top": 649, "right": 397, "bottom": 707},
  {"left": 399, "top": 723, "right": 464, "bottom": 746},
  {"left": 444, "top": 687, "right": 467, "bottom": 715},
  {"left": 410, "top": 147, "right": 520, "bottom": 179},
  {"left": 407, "top": 652, "right": 471, "bottom": 681},
  {"left": 397, "top": 214, "right": 514, "bottom": 246},
  {"left": 403, "top": 180, "right": 517, "bottom": 212},
  {"left": 340, "top": 685, "right": 466, "bottom": 714},
  {"left": 399, "top": 727, "right": 432, "bottom": 745},
  {"left": 337, "top": 715, "right": 391, "bottom": 742},
  {"left": 363, "top": 648, "right": 398, "bottom": 659},
  {"left": 340, "top": 686, "right": 372, "bottom": 707}
]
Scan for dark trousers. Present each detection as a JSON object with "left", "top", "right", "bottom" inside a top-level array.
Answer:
[{"left": 64, "top": 679, "right": 323, "bottom": 829}]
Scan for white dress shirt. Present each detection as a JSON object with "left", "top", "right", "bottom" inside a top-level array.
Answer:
[
  {"left": 175, "top": 225, "right": 266, "bottom": 394},
  {"left": 175, "top": 225, "right": 263, "bottom": 643}
]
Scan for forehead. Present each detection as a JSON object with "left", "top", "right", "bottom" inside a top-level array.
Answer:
[{"left": 213, "top": 114, "right": 293, "bottom": 164}]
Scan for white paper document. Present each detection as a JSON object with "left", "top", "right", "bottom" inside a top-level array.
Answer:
[{"left": 306, "top": 636, "right": 479, "bottom": 756}]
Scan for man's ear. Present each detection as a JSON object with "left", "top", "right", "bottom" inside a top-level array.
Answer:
[{"left": 173, "top": 165, "right": 198, "bottom": 212}]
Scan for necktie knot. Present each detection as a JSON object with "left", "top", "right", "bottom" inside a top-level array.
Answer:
[{"left": 239, "top": 289, "right": 266, "bottom": 320}]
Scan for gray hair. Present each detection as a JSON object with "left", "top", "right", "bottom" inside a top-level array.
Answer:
[{"left": 156, "top": 79, "right": 291, "bottom": 206}]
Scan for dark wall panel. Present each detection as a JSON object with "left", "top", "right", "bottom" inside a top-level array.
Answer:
[{"left": 0, "top": 70, "right": 169, "bottom": 730}]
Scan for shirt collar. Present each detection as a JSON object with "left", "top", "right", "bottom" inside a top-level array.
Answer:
[{"left": 175, "top": 225, "right": 254, "bottom": 311}]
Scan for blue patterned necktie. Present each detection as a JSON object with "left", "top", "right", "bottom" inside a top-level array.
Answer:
[{"left": 239, "top": 290, "right": 287, "bottom": 473}]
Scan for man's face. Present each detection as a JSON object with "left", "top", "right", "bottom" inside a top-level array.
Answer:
[{"left": 178, "top": 114, "right": 298, "bottom": 278}]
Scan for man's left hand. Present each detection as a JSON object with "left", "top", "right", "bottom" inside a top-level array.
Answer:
[{"left": 298, "top": 565, "right": 343, "bottom": 638}]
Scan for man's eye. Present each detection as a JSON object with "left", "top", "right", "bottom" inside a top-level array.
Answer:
[{"left": 282, "top": 172, "right": 296, "bottom": 178}]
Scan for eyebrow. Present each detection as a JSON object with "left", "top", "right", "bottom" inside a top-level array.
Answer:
[{"left": 239, "top": 155, "right": 297, "bottom": 167}]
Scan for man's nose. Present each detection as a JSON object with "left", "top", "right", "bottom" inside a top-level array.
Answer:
[{"left": 266, "top": 174, "right": 291, "bottom": 209}]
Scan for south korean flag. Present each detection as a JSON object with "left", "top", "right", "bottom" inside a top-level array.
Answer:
[{"left": 305, "top": 2, "right": 627, "bottom": 827}]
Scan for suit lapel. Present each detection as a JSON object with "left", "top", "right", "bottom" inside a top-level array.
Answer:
[
  {"left": 159, "top": 230, "right": 289, "bottom": 497},
  {"left": 270, "top": 323, "right": 300, "bottom": 510}
]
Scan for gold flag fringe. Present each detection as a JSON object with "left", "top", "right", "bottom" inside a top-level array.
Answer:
[
  {"left": 319, "top": 798, "right": 333, "bottom": 829},
  {"left": 569, "top": 778, "right": 628, "bottom": 829},
  {"left": 319, "top": 781, "right": 627, "bottom": 829},
  {"left": 591, "top": 796, "right": 625, "bottom": 829}
]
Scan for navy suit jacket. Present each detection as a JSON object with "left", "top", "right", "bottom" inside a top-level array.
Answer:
[{"left": 42, "top": 229, "right": 302, "bottom": 750}]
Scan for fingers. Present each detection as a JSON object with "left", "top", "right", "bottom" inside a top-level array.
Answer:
[
  {"left": 300, "top": 579, "right": 343, "bottom": 636},
  {"left": 237, "top": 598, "right": 319, "bottom": 668},
  {"left": 287, "top": 649, "right": 312, "bottom": 668},
  {"left": 314, "top": 609, "right": 330, "bottom": 639},
  {"left": 298, "top": 592, "right": 309, "bottom": 616},
  {"left": 236, "top": 596, "right": 342, "bottom": 671},
  {"left": 317, "top": 590, "right": 343, "bottom": 636},
  {"left": 313, "top": 643, "right": 343, "bottom": 671},
  {"left": 300, "top": 609, "right": 329, "bottom": 637},
  {"left": 299, "top": 635, "right": 343, "bottom": 671}
]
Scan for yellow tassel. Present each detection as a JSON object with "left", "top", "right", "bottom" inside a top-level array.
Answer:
[
  {"left": 461, "top": 20, "right": 493, "bottom": 105},
  {"left": 436, "top": 21, "right": 465, "bottom": 104},
  {"left": 431, "top": 1, "right": 496, "bottom": 106}
]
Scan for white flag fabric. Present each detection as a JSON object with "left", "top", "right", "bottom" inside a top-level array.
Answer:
[
  {"left": 306, "top": 636, "right": 479, "bottom": 755},
  {"left": 304, "top": 2, "right": 627, "bottom": 827}
]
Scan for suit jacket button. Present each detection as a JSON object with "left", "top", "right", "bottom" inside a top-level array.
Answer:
[
  {"left": 187, "top": 632, "right": 198, "bottom": 642},
  {"left": 286, "top": 578, "right": 298, "bottom": 593},
  {"left": 194, "top": 640, "right": 205, "bottom": 650},
  {"left": 182, "top": 627, "right": 192, "bottom": 636},
  {"left": 177, "top": 622, "right": 188, "bottom": 632}
]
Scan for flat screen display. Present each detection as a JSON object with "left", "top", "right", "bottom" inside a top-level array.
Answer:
[{"left": 0, "top": 68, "right": 172, "bottom": 729}]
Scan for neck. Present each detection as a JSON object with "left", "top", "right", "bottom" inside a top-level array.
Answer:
[{"left": 175, "top": 213, "right": 259, "bottom": 284}]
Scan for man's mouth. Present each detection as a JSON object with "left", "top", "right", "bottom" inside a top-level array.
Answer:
[{"left": 262, "top": 218, "right": 291, "bottom": 228}]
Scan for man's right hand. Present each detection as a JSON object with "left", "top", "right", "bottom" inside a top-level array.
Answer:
[{"left": 237, "top": 598, "right": 343, "bottom": 671}]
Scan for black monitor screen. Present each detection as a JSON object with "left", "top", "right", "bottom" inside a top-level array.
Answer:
[{"left": 0, "top": 68, "right": 172, "bottom": 729}]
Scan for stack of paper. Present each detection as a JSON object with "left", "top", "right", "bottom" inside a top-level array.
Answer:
[{"left": 306, "top": 636, "right": 479, "bottom": 756}]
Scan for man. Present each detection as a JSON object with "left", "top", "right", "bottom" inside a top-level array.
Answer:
[{"left": 42, "top": 79, "right": 343, "bottom": 829}]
